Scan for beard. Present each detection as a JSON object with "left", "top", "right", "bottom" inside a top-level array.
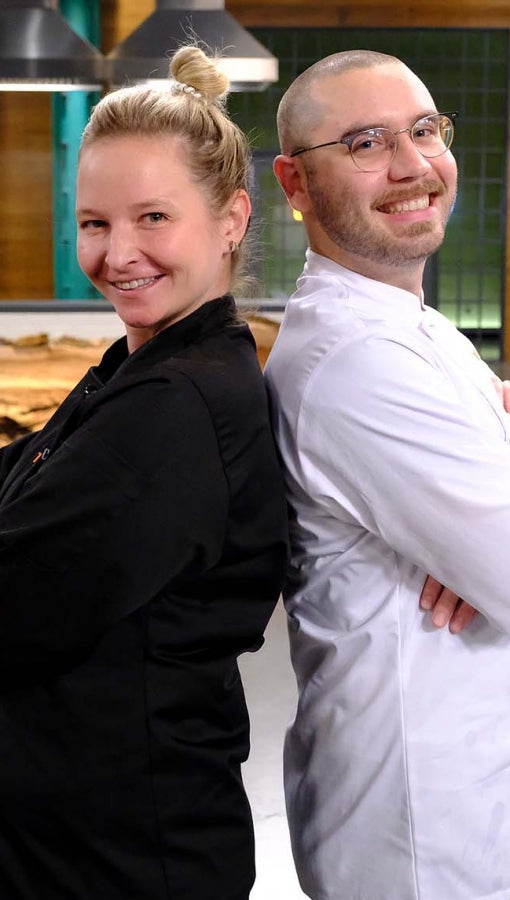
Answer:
[{"left": 306, "top": 170, "right": 456, "bottom": 269}]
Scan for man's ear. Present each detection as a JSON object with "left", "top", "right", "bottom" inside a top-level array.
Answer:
[{"left": 274, "top": 155, "right": 313, "bottom": 215}]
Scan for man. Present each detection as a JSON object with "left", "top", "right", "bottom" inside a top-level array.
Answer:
[{"left": 265, "top": 50, "right": 510, "bottom": 900}]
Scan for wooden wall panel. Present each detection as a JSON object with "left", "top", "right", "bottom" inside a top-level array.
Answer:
[
  {"left": 110, "top": 0, "right": 510, "bottom": 32},
  {"left": 100, "top": 0, "right": 154, "bottom": 53},
  {"left": 227, "top": 0, "right": 510, "bottom": 29},
  {"left": 0, "top": 94, "right": 53, "bottom": 300}
]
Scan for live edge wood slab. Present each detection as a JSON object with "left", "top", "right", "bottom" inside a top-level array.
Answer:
[{"left": 0, "top": 316, "right": 279, "bottom": 447}]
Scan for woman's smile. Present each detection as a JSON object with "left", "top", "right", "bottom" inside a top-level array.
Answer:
[{"left": 112, "top": 274, "right": 165, "bottom": 291}]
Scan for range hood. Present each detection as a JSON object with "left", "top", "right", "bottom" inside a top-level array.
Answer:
[
  {"left": 104, "top": 0, "right": 278, "bottom": 92},
  {"left": 0, "top": 0, "right": 103, "bottom": 91}
]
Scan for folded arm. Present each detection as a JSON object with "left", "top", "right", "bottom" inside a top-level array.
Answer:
[{"left": 298, "top": 334, "right": 510, "bottom": 634}]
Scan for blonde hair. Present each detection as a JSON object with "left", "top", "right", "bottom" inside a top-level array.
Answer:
[
  {"left": 277, "top": 49, "right": 404, "bottom": 156},
  {"left": 80, "top": 46, "right": 251, "bottom": 289}
]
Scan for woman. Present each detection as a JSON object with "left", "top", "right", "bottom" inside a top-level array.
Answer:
[{"left": 0, "top": 46, "right": 288, "bottom": 899}]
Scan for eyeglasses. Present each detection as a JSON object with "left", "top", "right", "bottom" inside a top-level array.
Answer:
[{"left": 290, "top": 112, "right": 458, "bottom": 173}]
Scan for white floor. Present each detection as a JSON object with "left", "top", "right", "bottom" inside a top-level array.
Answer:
[{"left": 239, "top": 599, "right": 307, "bottom": 899}]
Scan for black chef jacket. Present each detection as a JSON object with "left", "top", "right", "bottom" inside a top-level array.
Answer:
[{"left": 0, "top": 295, "right": 288, "bottom": 900}]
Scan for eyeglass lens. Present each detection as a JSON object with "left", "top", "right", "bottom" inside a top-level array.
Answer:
[{"left": 349, "top": 114, "right": 454, "bottom": 172}]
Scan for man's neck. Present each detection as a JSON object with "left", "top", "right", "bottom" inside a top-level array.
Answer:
[{"left": 308, "top": 237, "right": 426, "bottom": 298}]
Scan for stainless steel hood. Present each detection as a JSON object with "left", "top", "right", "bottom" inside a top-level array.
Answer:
[
  {"left": 104, "top": 0, "right": 278, "bottom": 92},
  {"left": 0, "top": 0, "right": 103, "bottom": 91}
]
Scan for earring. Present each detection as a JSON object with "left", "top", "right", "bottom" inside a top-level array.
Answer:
[{"left": 229, "top": 240, "right": 238, "bottom": 254}]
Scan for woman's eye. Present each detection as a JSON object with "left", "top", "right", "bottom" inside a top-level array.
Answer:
[
  {"left": 80, "top": 219, "right": 106, "bottom": 230},
  {"left": 145, "top": 212, "right": 166, "bottom": 223}
]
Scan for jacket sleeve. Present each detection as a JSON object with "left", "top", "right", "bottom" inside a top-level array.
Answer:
[
  {"left": 297, "top": 334, "right": 510, "bottom": 634},
  {"left": 0, "top": 374, "right": 229, "bottom": 670}
]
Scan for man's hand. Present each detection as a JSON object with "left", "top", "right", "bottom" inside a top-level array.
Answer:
[{"left": 420, "top": 575, "right": 478, "bottom": 634}]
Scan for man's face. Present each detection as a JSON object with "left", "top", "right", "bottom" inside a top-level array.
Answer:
[{"left": 299, "top": 63, "right": 458, "bottom": 282}]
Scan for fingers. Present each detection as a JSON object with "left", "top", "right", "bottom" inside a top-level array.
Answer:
[
  {"left": 448, "top": 601, "right": 478, "bottom": 634},
  {"left": 420, "top": 575, "right": 458, "bottom": 627},
  {"left": 420, "top": 575, "right": 478, "bottom": 633},
  {"left": 419, "top": 574, "right": 442, "bottom": 610},
  {"left": 429, "top": 587, "right": 460, "bottom": 629}
]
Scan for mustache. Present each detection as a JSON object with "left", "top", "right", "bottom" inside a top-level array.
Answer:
[{"left": 373, "top": 179, "right": 446, "bottom": 208}]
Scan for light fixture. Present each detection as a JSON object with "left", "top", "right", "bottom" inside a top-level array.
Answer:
[
  {"left": 0, "top": 0, "right": 104, "bottom": 91},
  {"left": 104, "top": 0, "right": 278, "bottom": 92}
]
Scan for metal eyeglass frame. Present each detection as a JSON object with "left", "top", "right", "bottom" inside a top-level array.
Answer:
[{"left": 289, "top": 111, "right": 459, "bottom": 172}]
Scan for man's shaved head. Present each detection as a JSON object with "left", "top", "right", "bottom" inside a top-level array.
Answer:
[{"left": 277, "top": 49, "right": 408, "bottom": 156}]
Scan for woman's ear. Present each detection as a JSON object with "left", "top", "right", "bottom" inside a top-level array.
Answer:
[
  {"left": 273, "top": 154, "right": 313, "bottom": 216},
  {"left": 224, "top": 189, "right": 252, "bottom": 247}
]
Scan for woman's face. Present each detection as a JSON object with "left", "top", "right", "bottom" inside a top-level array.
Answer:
[{"left": 76, "top": 134, "right": 250, "bottom": 351}]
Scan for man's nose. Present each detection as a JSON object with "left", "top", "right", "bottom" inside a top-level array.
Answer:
[{"left": 388, "top": 131, "right": 432, "bottom": 179}]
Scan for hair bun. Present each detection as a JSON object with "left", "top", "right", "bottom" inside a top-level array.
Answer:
[{"left": 170, "top": 46, "right": 229, "bottom": 104}]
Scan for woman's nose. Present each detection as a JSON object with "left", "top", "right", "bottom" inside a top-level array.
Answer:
[{"left": 104, "top": 228, "right": 140, "bottom": 269}]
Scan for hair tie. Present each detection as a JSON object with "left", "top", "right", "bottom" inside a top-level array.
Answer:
[{"left": 171, "top": 80, "right": 202, "bottom": 99}]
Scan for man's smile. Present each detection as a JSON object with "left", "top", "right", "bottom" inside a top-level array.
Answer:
[{"left": 378, "top": 194, "right": 431, "bottom": 214}]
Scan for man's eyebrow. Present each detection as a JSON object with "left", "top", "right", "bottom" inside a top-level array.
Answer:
[
  {"left": 339, "top": 121, "right": 386, "bottom": 140},
  {"left": 340, "top": 109, "right": 440, "bottom": 139}
]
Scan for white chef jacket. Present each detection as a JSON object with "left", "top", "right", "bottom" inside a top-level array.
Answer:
[{"left": 264, "top": 249, "right": 510, "bottom": 900}]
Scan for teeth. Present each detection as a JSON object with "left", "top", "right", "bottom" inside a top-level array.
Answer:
[
  {"left": 385, "top": 196, "right": 430, "bottom": 214},
  {"left": 114, "top": 277, "right": 157, "bottom": 290}
]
